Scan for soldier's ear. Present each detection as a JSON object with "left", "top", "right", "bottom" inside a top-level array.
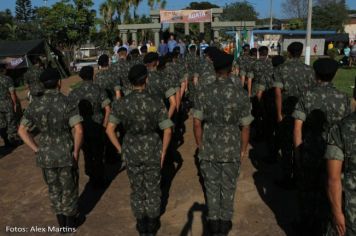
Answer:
[{"left": 57, "top": 80, "right": 61, "bottom": 90}]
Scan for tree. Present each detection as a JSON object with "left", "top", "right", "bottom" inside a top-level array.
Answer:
[
  {"left": 221, "top": 1, "right": 259, "bottom": 21},
  {"left": 312, "top": 0, "right": 348, "bottom": 32},
  {"left": 148, "top": 0, "right": 167, "bottom": 10},
  {"left": 15, "top": 0, "right": 33, "bottom": 22},
  {"left": 34, "top": 0, "right": 95, "bottom": 48},
  {"left": 185, "top": 1, "right": 219, "bottom": 10},
  {"left": 0, "top": 9, "right": 14, "bottom": 40},
  {"left": 281, "top": 0, "right": 308, "bottom": 19}
]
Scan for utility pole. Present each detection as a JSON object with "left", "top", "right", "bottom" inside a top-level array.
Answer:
[
  {"left": 269, "top": 0, "right": 273, "bottom": 30},
  {"left": 44, "top": 0, "right": 48, "bottom": 7},
  {"left": 305, "top": 0, "right": 313, "bottom": 65}
]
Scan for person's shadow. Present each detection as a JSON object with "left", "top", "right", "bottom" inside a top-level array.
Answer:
[
  {"left": 77, "top": 154, "right": 125, "bottom": 227},
  {"left": 249, "top": 142, "right": 299, "bottom": 236},
  {"left": 180, "top": 202, "right": 208, "bottom": 236}
]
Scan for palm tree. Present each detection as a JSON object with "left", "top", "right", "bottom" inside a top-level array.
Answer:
[
  {"left": 5, "top": 23, "right": 18, "bottom": 40},
  {"left": 148, "top": 0, "right": 166, "bottom": 10}
]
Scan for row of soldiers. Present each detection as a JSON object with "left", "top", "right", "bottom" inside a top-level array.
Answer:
[{"left": 0, "top": 39, "right": 354, "bottom": 235}]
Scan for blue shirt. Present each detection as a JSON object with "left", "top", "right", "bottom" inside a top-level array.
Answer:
[
  {"left": 168, "top": 40, "right": 177, "bottom": 53},
  {"left": 158, "top": 43, "right": 168, "bottom": 56}
]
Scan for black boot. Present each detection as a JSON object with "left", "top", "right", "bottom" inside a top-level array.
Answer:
[
  {"left": 136, "top": 218, "right": 147, "bottom": 236},
  {"left": 56, "top": 214, "right": 66, "bottom": 231},
  {"left": 146, "top": 217, "right": 160, "bottom": 236},
  {"left": 219, "top": 220, "right": 232, "bottom": 236},
  {"left": 208, "top": 220, "right": 220, "bottom": 236},
  {"left": 65, "top": 215, "right": 77, "bottom": 234}
]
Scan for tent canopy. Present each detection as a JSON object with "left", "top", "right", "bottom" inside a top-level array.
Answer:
[{"left": 0, "top": 39, "right": 45, "bottom": 58}]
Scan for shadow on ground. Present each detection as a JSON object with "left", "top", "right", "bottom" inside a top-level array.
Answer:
[
  {"left": 249, "top": 141, "right": 298, "bottom": 236},
  {"left": 180, "top": 202, "right": 208, "bottom": 236}
]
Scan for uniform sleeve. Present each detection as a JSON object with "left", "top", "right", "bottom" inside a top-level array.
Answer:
[
  {"left": 192, "top": 89, "right": 204, "bottom": 121},
  {"left": 157, "top": 100, "right": 174, "bottom": 130},
  {"left": 325, "top": 124, "right": 344, "bottom": 161},
  {"left": 292, "top": 94, "right": 307, "bottom": 121},
  {"left": 66, "top": 98, "right": 83, "bottom": 127},
  {"left": 164, "top": 78, "right": 177, "bottom": 98},
  {"left": 238, "top": 90, "right": 254, "bottom": 126},
  {"left": 108, "top": 99, "right": 122, "bottom": 125},
  {"left": 272, "top": 66, "right": 284, "bottom": 89},
  {"left": 100, "top": 88, "right": 111, "bottom": 108},
  {"left": 20, "top": 104, "right": 34, "bottom": 128}
]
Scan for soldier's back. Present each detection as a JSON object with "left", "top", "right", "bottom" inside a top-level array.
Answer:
[
  {"left": 0, "top": 74, "right": 13, "bottom": 111},
  {"left": 95, "top": 69, "right": 119, "bottom": 100},
  {"left": 24, "top": 67, "right": 44, "bottom": 95}
]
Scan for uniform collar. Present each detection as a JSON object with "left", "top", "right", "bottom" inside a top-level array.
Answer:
[{"left": 44, "top": 89, "right": 59, "bottom": 95}]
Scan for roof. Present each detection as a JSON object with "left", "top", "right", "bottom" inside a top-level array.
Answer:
[
  {"left": 252, "top": 30, "right": 337, "bottom": 35},
  {"left": 0, "top": 39, "right": 45, "bottom": 57}
]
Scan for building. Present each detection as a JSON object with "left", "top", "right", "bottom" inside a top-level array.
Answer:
[{"left": 345, "top": 14, "right": 356, "bottom": 43}]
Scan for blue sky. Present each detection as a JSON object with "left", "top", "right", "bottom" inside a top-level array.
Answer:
[{"left": 2, "top": 0, "right": 356, "bottom": 18}]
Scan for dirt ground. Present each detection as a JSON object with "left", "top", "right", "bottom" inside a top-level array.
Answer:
[{"left": 0, "top": 76, "right": 299, "bottom": 236}]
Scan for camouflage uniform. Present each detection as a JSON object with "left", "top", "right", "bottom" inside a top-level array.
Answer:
[
  {"left": 165, "top": 61, "right": 186, "bottom": 92},
  {"left": 113, "top": 58, "right": 131, "bottom": 96},
  {"left": 0, "top": 74, "right": 17, "bottom": 141},
  {"left": 293, "top": 82, "right": 351, "bottom": 233},
  {"left": 325, "top": 112, "right": 356, "bottom": 236},
  {"left": 273, "top": 58, "right": 316, "bottom": 181},
  {"left": 185, "top": 53, "right": 201, "bottom": 104},
  {"left": 109, "top": 90, "right": 174, "bottom": 219},
  {"left": 146, "top": 69, "right": 176, "bottom": 105},
  {"left": 68, "top": 81, "right": 110, "bottom": 184},
  {"left": 23, "top": 66, "right": 44, "bottom": 97},
  {"left": 94, "top": 69, "right": 121, "bottom": 101},
  {"left": 20, "top": 89, "right": 83, "bottom": 216},
  {"left": 193, "top": 77, "right": 253, "bottom": 221},
  {"left": 236, "top": 55, "right": 253, "bottom": 79}
]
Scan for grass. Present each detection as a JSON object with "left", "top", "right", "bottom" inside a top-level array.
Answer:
[
  {"left": 69, "top": 81, "right": 82, "bottom": 90},
  {"left": 333, "top": 67, "right": 355, "bottom": 96}
]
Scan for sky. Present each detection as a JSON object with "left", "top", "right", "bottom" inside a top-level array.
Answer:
[{"left": 1, "top": 0, "right": 356, "bottom": 19}]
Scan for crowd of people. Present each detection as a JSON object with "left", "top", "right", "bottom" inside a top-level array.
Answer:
[{"left": 0, "top": 35, "right": 355, "bottom": 236}]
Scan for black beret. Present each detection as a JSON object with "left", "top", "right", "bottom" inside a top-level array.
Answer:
[
  {"left": 288, "top": 42, "right": 303, "bottom": 53},
  {"left": 212, "top": 51, "right": 234, "bottom": 71},
  {"left": 40, "top": 68, "right": 61, "bottom": 83},
  {"left": 313, "top": 58, "right": 338, "bottom": 78},
  {"left": 258, "top": 46, "right": 268, "bottom": 53},
  {"left": 79, "top": 66, "right": 94, "bottom": 81},
  {"left": 272, "top": 55, "right": 285, "bottom": 67},
  {"left": 130, "top": 48, "right": 140, "bottom": 55},
  {"left": 98, "top": 54, "right": 109, "bottom": 66},
  {"left": 118, "top": 47, "right": 127, "bottom": 53},
  {"left": 242, "top": 44, "right": 250, "bottom": 49},
  {"left": 140, "top": 45, "right": 148, "bottom": 53},
  {"left": 129, "top": 64, "right": 147, "bottom": 85},
  {"left": 143, "top": 52, "right": 159, "bottom": 64}
]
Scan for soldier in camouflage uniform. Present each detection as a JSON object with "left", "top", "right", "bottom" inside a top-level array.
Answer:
[
  {"left": 24, "top": 56, "right": 44, "bottom": 103},
  {"left": 144, "top": 52, "right": 177, "bottom": 119},
  {"left": 69, "top": 66, "right": 111, "bottom": 187},
  {"left": 18, "top": 68, "right": 83, "bottom": 231},
  {"left": 184, "top": 45, "right": 201, "bottom": 107},
  {"left": 273, "top": 42, "right": 316, "bottom": 188},
  {"left": 106, "top": 64, "right": 173, "bottom": 236},
  {"left": 94, "top": 54, "right": 121, "bottom": 101},
  {"left": 193, "top": 51, "right": 253, "bottom": 236},
  {"left": 325, "top": 78, "right": 356, "bottom": 236},
  {"left": 129, "top": 48, "right": 143, "bottom": 66},
  {"left": 0, "top": 63, "right": 18, "bottom": 147},
  {"left": 293, "top": 58, "right": 351, "bottom": 234},
  {"left": 113, "top": 47, "right": 132, "bottom": 96}
]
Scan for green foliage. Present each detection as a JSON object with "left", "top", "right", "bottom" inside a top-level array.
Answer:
[
  {"left": 185, "top": 1, "right": 219, "bottom": 10},
  {"left": 0, "top": 9, "right": 14, "bottom": 40},
  {"left": 221, "top": 1, "right": 259, "bottom": 21},
  {"left": 287, "top": 18, "right": 305, "bottom": 30},
  {"left": 312, "top": 1, "right": 349, "bottom": 32},
  {"left": 34, "top": 0, "right": 95, "bottom": 49}
]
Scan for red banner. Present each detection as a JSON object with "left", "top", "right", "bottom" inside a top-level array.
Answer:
[{"left": 160, "top": 10, "right": 212, "bottom": 23}]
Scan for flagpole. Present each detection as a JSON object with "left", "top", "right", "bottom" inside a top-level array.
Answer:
[
  {"left": 305, "top": 0, "right": 313, "bottom": 65},
  {"left": 269, "top": 0, "right": 273, "bottom": 30}
]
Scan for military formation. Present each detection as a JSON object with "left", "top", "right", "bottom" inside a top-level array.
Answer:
[{"left": 0, "top": 38, "right": 355, "bottom": 236}]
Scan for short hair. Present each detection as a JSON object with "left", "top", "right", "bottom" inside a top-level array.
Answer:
[
  {"left": 98, "top": 54, "right": 109, "bottom": 67},
  {"left": 128, "top": 64, "right": 147, "bottom": 86},
  {"left": 313, "top": 58, "right": 338, "bottom": 82},
  {"left": 189, "top": 45, "right": 196, "bottom": 51},
  {"left": 143, "top": 52, "right": 159, "bottom": 64},
  {"left": 272, "top": 55, "right": 285, "bottom": 67},
  {"left": 258, "top": 46, "right": 269, "bottom": 56},
  {"left": 213, "top": 51, "right": 234, "bottom": 73},
  {"left": 79, "top": 66, "right": 94, "bottom": 81},
  {"left": 288, "top": 42, "right": 303, "bottom": 57},
  {"left": 250, "top": 48, "right": 257, "bottom": 56},
  {"left": 130, "top": 48, "right": 140, "bottom": 57},
  {"left": 118, "top": 47, "right": 127, "bottom": 53},
  {"left": 40, "top": 68, "right": 60, "bottom": 89}
]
